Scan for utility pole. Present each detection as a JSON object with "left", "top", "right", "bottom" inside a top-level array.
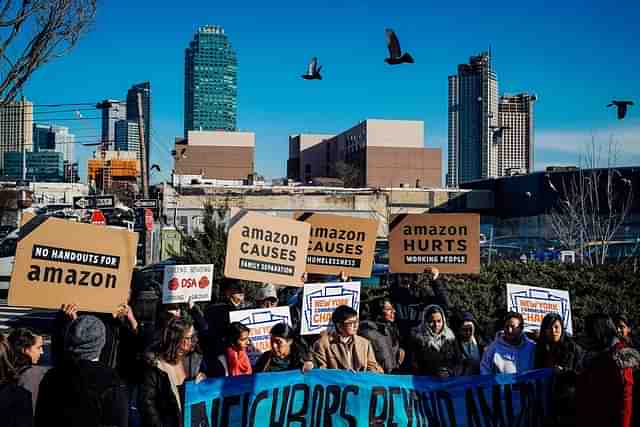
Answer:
[{"left": 136, "top": 92, "right": 148, "bottom": 198}]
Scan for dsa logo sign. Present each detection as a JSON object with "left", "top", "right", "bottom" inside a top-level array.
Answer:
[{"left": 162, "top": 264, "right": 214, "bottom": 304}]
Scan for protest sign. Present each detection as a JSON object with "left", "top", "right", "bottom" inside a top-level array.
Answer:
[
  {"left": 185, "top": 368, "right": 553, "bottom": 427},
  {"left": 224, "top": 210, "right": 310, "bottom": 286},
  {"left": 296, "top": 212, "right": 378, "bottom": 278},
  {"left": 301, "top": 281, "right": 360, "bottom": 335},
  {"left": 507, "top": 283, "right": 573, "bottom": 335},
  {"left": 162, "top": 264, "right": 214, "bottom": 304},
  {"left": 229, "top": 306, "right": 292, "bottom": 365},
  {"left": 388, "top": 213, "right": 480, "bottom": 274},
  {"left": 8, "top": 215, "right": 138, "bottom": 313}
]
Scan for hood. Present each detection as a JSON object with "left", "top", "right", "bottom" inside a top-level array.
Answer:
[
  {"left": 494, "top": 330, "right": 535, "bottom": 350},
  {"left": 411, "top": 304, "right": 456, "bottom": 350}
]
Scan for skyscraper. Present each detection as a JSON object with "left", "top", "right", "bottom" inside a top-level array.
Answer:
[
  {"left": 115, "top": 120, "right": 141, "bottom": 159},
  {"left": 0, "top": 99, "right": 33, "bottom": 170},
  {"left": 126, "top": 82, "right": 151, "bottom": 170},
  {"left": 33, "top": 124, "right": 75, "bottom": 163},
  {"left": 497, "top": 93, "right": 537, "bottom": 176},
  {"left": 100, "top": 100, "right": 126, "bottom": 151},
  {"left": 184, "top": 25, "right": 237, "bottom": 135},
  {"left": 447, "top": 52, "right": 498, "bottom": 187}
]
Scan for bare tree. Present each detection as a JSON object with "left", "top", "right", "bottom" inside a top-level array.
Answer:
[
  {"left": 550, "top": 138, "right": 634, "bottom": 265},
  {"left": 332, "top": 161, "right": 361, "bottom": 188},
  {"left": 0, "top": 0, "right": 97, "bottom": 104}
]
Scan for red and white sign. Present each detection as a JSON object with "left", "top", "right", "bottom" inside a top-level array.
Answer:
[
  {"left": 162, "top": 264, "right": 214, "bottom": 304},
  {"left": 144, "top": 208, "right": 153, "bottom": 231},
  {"left": 91, "top": 210, "right": 106, "bottom": 225}
]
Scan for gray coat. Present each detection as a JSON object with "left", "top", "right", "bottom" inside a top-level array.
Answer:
[
  {"left": 359, "top": 320, "right": 402, "bottom": 373},
  {"left": 17, "top": 365, "right": 49, "bottom": 415}
]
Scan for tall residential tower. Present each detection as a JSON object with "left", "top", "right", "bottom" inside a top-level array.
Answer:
[
  {"left": 497, "top": 93, "right": 537, "bottom": 176},
  {"left": 184, "top": 25, "right": 237, "bottom": 135}
]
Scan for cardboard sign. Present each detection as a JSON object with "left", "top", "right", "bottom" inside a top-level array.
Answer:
[
  {"left": 388, "top": 213, "right": 480, "bottom": 274},
  {"left": 224, "top": 211, "right": 310, "bottom": 286},
  {"left": 301, "top": 281, "right": 361, "bottom": 335},
  {"left": 229, "top": 306, "right": 292, "bottom": 365},
  {"left": 162, "top": 264, "right": 214, "bottom": 304},
  {"left": 8, "top": 216, "right": 138, "bottom": 313},
  {"left": 507, "top": 283, "right": 573, "bottom": 335},
  {"left": 296, "top": 212, "right": 378, "bottom": 278}
]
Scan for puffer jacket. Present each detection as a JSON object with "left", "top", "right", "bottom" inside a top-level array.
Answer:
[
  {"left": 480, "top": 331, "right": 536, "bottom": 375},
  {"left": 359, "top": 319, "right": 403, "bottom": 373},
  {"left": 139, "top": 351, "right": 203, "bottom": 427}
]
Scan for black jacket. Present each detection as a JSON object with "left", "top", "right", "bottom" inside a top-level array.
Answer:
[
  {"left": 139, "top": 352, "right": 203, "bottom": 427},
  {"left": 358, "top": 319, "right": 402, "bottom": 373},
  {"left": 0, "top": 383, "right": 33, "bottom": 427},
  {"left": 35, "top": 359, "right": 128, "bottom": 427},
  {"left": 390, "top": 278, "right": 450, "bottom": 339}
]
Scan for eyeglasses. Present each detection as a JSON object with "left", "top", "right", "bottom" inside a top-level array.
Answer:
[{"left": 342, "top": 320, "right": 359, "bottom": 327}]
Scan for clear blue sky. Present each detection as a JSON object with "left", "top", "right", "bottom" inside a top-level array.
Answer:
[{"left": 24, "top": 0, "right": 640, "bottom": 183}]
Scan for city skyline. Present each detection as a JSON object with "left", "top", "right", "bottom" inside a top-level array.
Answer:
[{"left": 18, "top": 1, "right": 640, "bottom": 184}]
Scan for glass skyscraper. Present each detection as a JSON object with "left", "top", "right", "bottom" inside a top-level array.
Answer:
[
  {"left": 184, "top": 25, "right": 237, "bottom": 135},
  {"left": 126, "top": 82, "right": 151, "bottom": 169}
]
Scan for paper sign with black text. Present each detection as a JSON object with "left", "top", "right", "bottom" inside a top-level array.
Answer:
[
  {"left": 507, "top": 283, "right": 573, "bottom": 335},
  {"left": 8, "top": 216, "right": 138, "bottom": 313},
  {"left": 229, "top": 306, "right": 292, "bottom": 365},
  {"left": 162, "top": 264, "right": 214, "bottom": 304},
  {"left": 301, "top": 281, "right": 360, "bottom": 335},
  {"left": 224, "top": 211, "right": 310, "bottom": 286},
  {"left": 388, "top": 213, "right": 480, "bottom": 274},
  {"left": 296, "top": 212, "right": 378, "bottom": 278}
]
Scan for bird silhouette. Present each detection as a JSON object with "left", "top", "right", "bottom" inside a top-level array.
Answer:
[
  {"left": 490, "top": 126, "right": 509, "bottom": 141},
  {"left": 385, "top": 29, "right": 414, "bottom": 65},
  {"left": 607, "top": 100, "right": 634, "bottom": 119},
  {"left": 546, "top": 176, "right": 559, "bottom": 193},
  {"left": 302, "top": 57, "right": 322, "bottom": 80},
  {"left": 150, "top": 164, "right": 161, "bottom": 172}
]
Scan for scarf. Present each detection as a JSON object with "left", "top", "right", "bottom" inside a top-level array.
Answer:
[
  {"left": 226, "top": 347, "right": 252, "bottom": 376},
  {"left": 412, "top": 305, "right": 456, "bottom": 351}
]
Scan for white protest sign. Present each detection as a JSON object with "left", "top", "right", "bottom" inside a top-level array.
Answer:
[
  {"left": 162, "top": 264, "right": 214, "bottom": 304},
  {"left": 229, "top": 306, "right": 292, "bottom": 365},
  {"left": 301, "top": 281, "right": 361, "bottom": 335},
  {"left": 507, "top": 283, "right": 573, "bottom": 335}
]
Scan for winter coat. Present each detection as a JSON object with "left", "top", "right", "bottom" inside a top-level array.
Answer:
[
  {"left": 139, "top": 351, "right": 203, "bottom": 427},
  {"left": 577, "top": 339, "right": 640, "bottom": 427},
  {"left": 358, "top": 319, "right": 403, "bottom": 373},
  {"left": 409, "top": 305, "right": 461, "bottom": 376},
  {"left": 203, "top": 298, "right": 246, "bottom": 363},
  {"left": 480, "top": 331, "right": 536, "bottom": 374},
  {"left": 255, "top": 342, "right": 312, "bottom": 373},
  {"left": 0, "top": 383, "right": 33, "bottom": 427},
  {"left": 35, "top": 359, "right": 128, "bottom": 427},
  {"left": 16, "top": 365, "right": 49, "bottom": 415},
  {"left": 312, "top": 332, "right": 383, "bottom": 372}
]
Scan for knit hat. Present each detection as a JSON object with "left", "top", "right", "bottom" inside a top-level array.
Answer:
[
  {"left": 255, "top": 284, "right": 278, "bottom": 303},
  {"left": 64, "top": 315, "right": 106, "bottom": 361}
]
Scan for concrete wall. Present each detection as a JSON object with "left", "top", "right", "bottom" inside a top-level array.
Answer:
[
  {"left": 187, "top": 130, "right": 255, "bottom": 147},
  {"left": 174, "top": 145, "right": 254, "bottom": 180},
  {"left": 367, "top": 147, "right": 442, "bottom": 188},
  {"left": 365, "top": 119, "right": 424, "bottom": 148}
]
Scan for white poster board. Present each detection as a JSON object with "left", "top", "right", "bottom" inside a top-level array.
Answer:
[
  {"left": 507, "top": 283, "right": 573, "bottom": 335},
  {"left": 162, "top": 264, "right": 214, "bottom": 304},
  {"left": 229, "top": 306, "right": 292, "bottom": 365},
  {"left": 301, "top": 281, "right": 361, "bottom": 335}
]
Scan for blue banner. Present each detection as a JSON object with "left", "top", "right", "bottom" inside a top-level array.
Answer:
[{"left": 185, "top": 369, "right": 553, "bottom": 426}]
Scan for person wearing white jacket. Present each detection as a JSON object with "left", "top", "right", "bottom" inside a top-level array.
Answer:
[{"left": 481, "top": 312, "right": 536, "bottom": 375}]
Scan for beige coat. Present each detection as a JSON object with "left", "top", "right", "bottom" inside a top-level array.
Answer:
[{"left": 313, "top": 332, "right": 383, "bottom": 373}]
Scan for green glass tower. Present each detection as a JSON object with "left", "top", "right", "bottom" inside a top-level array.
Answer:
[{"left": 184, "top": 25, "right": 237, "bottom": 135}]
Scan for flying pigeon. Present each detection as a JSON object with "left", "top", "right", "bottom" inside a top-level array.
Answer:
[
  {"left": 150, "top": 164, "right": 161, "bottom": 172},
  {"left": 607, "top": 100, "right": 634, "bottom": 120},
  {"left": 302, "top": 57, "right": 322, "bottom": 80},
  {"left": 547, "top": 178, "right": 559, "bottom": 193},
  {"left": 490, "top": 126, "right": 509, "bottom": 140},
  {"left": 385, "top": 29, "right": 414, "bottom": 65}
]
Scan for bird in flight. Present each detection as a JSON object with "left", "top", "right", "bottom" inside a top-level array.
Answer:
[
  {"left": 302, "top": 57, "right": 322, "bottom": 80},
  {"left": 385, "top": 29, "right": 414, "bottom": 65},
  {"left": 607, "top": 100, "right": 634, "bottom": 120},
  {"left": 490, "top": 126, "right": 509, "bottom": 141}
]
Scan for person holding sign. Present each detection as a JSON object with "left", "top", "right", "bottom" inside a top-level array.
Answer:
[
  {"left": 312, "top": 305, "right": 383, "bottom": 373},
  {"left": 409, "top": 304, "right": 460, "bottom": 378},
  {"left": 481, "top": 311, "right": 536, "bottom": 375},
  {"left": 254, "top": 323, "right": 314, "bottom": 373}
]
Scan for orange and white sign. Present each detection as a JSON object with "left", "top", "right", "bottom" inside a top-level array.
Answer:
[
  {"left": 162, "top": 264, "right": 214, "bottom": 304},
  {"left": 507, "top": 283, "right": 573, "bottom": 335},
  {"left": 229, "top": 306, "right": 292, "bottom": 365}
]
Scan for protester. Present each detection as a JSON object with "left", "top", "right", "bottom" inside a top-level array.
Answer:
[
  {"left": 534, "top": 313, "right": 582, "bottom": 426},
  {"left": 7, "top": 328, "right": 49, "bottom": 414},
  {"left": 480, "top": 311, "right": 536, "bottom": 374},
  {"left": 254, "top": 284, "right": 279, "bottom": 308},
  {"left": 35, "top": 315, "right": 128, "bottom": 427},
  {"left": 409, "top": 304, "right": 460, "bottom": 378},
  {"left": 614, "top": 313, "right": 638, "bottom": 349},
  {"left": 0, "top": 333, "right": 33, "bottom": 427},
  {"left": 209, "top": 322, "right": 253, "bottom": 377},
  {"left": 255, "top": 323, "right": 313, "bottom": 372},
  {"left": 577, "top": 313, "right": 640, "bottom": 427},
  {"left": 313, "top": 305, "right": 383, "bottom": 372},
  {"left": 139, "top": 317, "right": 204, "bottom": 427},
  {"left": 359, "top": 298, "right": 405, "bottom": 373},
  {"left": 456, "top": 312, "right": 487, "bottom": 375},
  {"left": 204, "top": 278, "right": 246, "bottom": 357}
]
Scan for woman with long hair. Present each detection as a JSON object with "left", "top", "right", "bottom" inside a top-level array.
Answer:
[
  {"left": 359, "top": 298, "right": 405, "bottom": 373},
  {"left": 139, "top": 317, "right": 205, "bottom": 427},
  {"left": 7, "top": 328, "right": 48, "bottom": 414},
  {"left": 255, "top": 323, "right": 313, "bottom": 372},
  {"left": 0, "top": 333, "right": 33, "bottom": 427},
  {"left": 211, "top": 322, "right": 253, "bottom": 377}
]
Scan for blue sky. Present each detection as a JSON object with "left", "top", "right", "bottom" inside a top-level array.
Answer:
[{"left": 23, "top": 0, "right": 640, "bottom": 183}]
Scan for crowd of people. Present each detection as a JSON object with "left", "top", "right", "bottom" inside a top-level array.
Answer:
[{"left": 1, "top": 268, "right": 640, "bottom": 427}]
